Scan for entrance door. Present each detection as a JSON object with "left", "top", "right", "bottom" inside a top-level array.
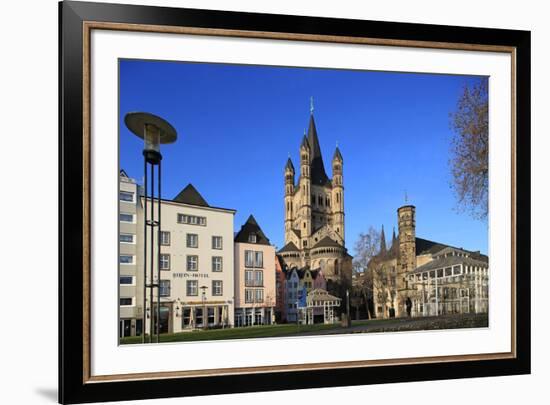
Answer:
[
  {"left": 159, "top": 307, "right": 169, "bottom": 334},
  {"left": 245, "top": 309, "right": 253, "bottom": 326},
  {"left": 119, "top": 319, "right": 131, "bottom": 338},
  {"left": 153, "top": 307, "right": 170, "bottom": 334}
]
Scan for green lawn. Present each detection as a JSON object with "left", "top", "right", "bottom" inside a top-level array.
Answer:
[
  {"left": 120, "top": 322, "right": 341, "bottom": 344},
  {"left": 120, "top": 314, "right": 488, "bottom": 344}
]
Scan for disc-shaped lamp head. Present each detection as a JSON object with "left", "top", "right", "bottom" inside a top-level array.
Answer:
[{"left": 124, "top": 112, "right": 177, "bottom": 158}]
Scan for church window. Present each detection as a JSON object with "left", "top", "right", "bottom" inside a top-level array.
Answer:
[
  {"left": 326, "top": 197, "right": 330, "bottom": 206},
  {"left": 303, "top": 240, "right": 308, "bottom": 248},
  {"left": 303, "top": 222, "right": 306, "bottom": 228},
  {"left": 336, "top": 193, "right": 340, "bottom": 203},
  {"left": 318, "top": 195, "right": 323, "bottom": 206}
]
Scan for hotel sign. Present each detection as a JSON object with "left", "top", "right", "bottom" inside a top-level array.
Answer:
[{"left": 172, "top": 273, "right": 209, "bottom": 279}]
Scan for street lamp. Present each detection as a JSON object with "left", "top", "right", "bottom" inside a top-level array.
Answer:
[
  {"left": 125, "top": 112, "right": 177, "bottom": 344},
  {"left": 200, "top": 285, "right": 208, "bottom": 330}
]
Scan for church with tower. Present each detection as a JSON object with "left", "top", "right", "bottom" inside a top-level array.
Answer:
[{"left": 277, "top": 101, "right": 352, "bottom": 284}]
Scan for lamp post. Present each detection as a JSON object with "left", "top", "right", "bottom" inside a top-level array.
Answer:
[
  {"left": 125, "top": 112, "right": 177, "bottom": 344},
  {"left": 200, "top": 285, "right": 208, "bottom": 330}
]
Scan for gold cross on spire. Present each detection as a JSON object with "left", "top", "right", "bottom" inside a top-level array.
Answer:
[{"left": 310, "top": 96, "right": 314, "bottom": 114}]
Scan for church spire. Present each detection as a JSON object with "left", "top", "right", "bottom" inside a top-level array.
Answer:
[
  {"left": 306, "top": 99, "right": 329, "bottom": 185},
  {"left": 380, "top": 225, "right": 387, "bottom": 253}
]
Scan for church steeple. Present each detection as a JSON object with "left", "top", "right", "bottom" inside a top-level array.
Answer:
[
  {"left": 307, "top": 109, "right": 329, "bottom": 186},
  {"left": 380, "top": 225, "right": 387, "bottom": 253}
]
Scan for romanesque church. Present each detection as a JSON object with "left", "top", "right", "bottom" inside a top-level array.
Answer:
[{"left": 277, "top": 107, "right": 352, "bottom": 285}]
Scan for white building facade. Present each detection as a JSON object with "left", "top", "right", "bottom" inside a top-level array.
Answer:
[
  {"left": 118, "top": 171, "right": 144, "bottom": 337},
  {"left": 143, "top": 184, "right": 236, "bottom": 334}
]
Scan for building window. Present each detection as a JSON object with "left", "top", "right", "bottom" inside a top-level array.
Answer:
[
  {"left": 119, "top": 297, "right": 133, "bottom": 306},
  {"left": 187, "top": 255, "right": 198, "bottom": 271},
  {"left": 160, "top": 231, "right": 170, "bottom": 246},
  {"left": 245, "top": 270, "right": 254, "bottom": 287},
  {"left": 186, "top": 233, "right": 198, "bottom": 248},
  {"left": 186, "top": 280, "right": 198, "bottom": 296},
  {"left": 212, "top": 280, "right": 223, "bottom": 296},
  {"left": 119, "top": 276, "right": 134, "bottom": 285},
  {"left": 255, "top": 289, "right": 264, "bottom": 303},
  {"left": 119, "top": 255, "right": 133, "bottom": 264},
  {"left": 245, "top": 289, "right": 254, "bottom": 303},
  {"left": 255, "top": 270, "right": 263, "bottom": 286},
  {"left": 303, "top": 240, "right": 307, "bottom": 248},
  {"left": 159, "top": 280, "right": 170, "bottom": 297},
  {"left": 255, "top": 251, "right": 263, "bottom": 267},
  {"left": 119, "top": 191, "right": 134, "bottom": 202},
  {"left": 212, "top": 256, "right": 223, "bottom": 272},
  {"left": 248, "top": 233, "right": 257, "bottom": 243},
  {"left": 119, "top": 233, "right": 134, "bottom": 243},
  {"left": 177, "top": 214, "right": 206, "bottom": 226},
  {"left": 245, "top": 250, "right": 254, "bottom": 267},
  {"left": 119, "top": 213, "right": 134, "bottom": 223},
  {"left": 212, "top": 236, "right": 223, "bottom": 249},
  {"left": 160, "top": 254, "right": 170, "bottom": 270},
  {"left": 445, "top": 267, "right": 452, "bottom": 276}
]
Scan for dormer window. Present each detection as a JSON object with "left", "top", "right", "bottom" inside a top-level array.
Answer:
[{"left": 248, "top": 233, "right": 257, "bottom": 243}]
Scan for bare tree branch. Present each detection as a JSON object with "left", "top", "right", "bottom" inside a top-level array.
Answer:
[{"left": 449, "top": 78, "right": 489, "bottom": 220}]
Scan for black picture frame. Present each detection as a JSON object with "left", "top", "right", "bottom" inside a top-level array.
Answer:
[{"left": 59, "top": 1, "right": 531, "bottom": 403}]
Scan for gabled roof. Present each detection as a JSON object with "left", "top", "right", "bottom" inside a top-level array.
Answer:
[
  {"left": 307, "top": 114, "right": 330, "bottom": 186},
  {"left": 119, "top": 169, "right": 129, "bottom": 178},
  {"left": 415, "top": 237, "right": 450, "bottom": 256},
  {"left": 278, "top": 241, "right": 299, "bottom": 253},
  {"left": 173, "top": 184, "right": 209, "bottom": 207},
  {"left": 412, "top": 255, "right": 488, "bottom": 274},
  {"left": 234, "top": 215, "right": 271, "bottom": 245},
  {"left": 313, "top": 236, "right": 341, "bottom": 249}
]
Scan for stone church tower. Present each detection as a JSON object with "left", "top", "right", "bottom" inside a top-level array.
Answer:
[{"left": 278, "top": 102, "right": 352, "bottom": 283}]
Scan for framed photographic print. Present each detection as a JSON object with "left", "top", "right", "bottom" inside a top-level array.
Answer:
[{"left": 59, "top": 0, "right": 531, "bottom": 403}]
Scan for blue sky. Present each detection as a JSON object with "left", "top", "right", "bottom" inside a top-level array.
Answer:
[{"left": 119, "top": 59, "right": 488, "bottom": 255}]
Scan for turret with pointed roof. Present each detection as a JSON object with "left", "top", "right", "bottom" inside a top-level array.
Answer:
[
  {"left": 380, "top": 225, "right": 387, "bottom": 253},
  {"left": 333, "top": 146, "right": 343, "bottom": 163}
]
